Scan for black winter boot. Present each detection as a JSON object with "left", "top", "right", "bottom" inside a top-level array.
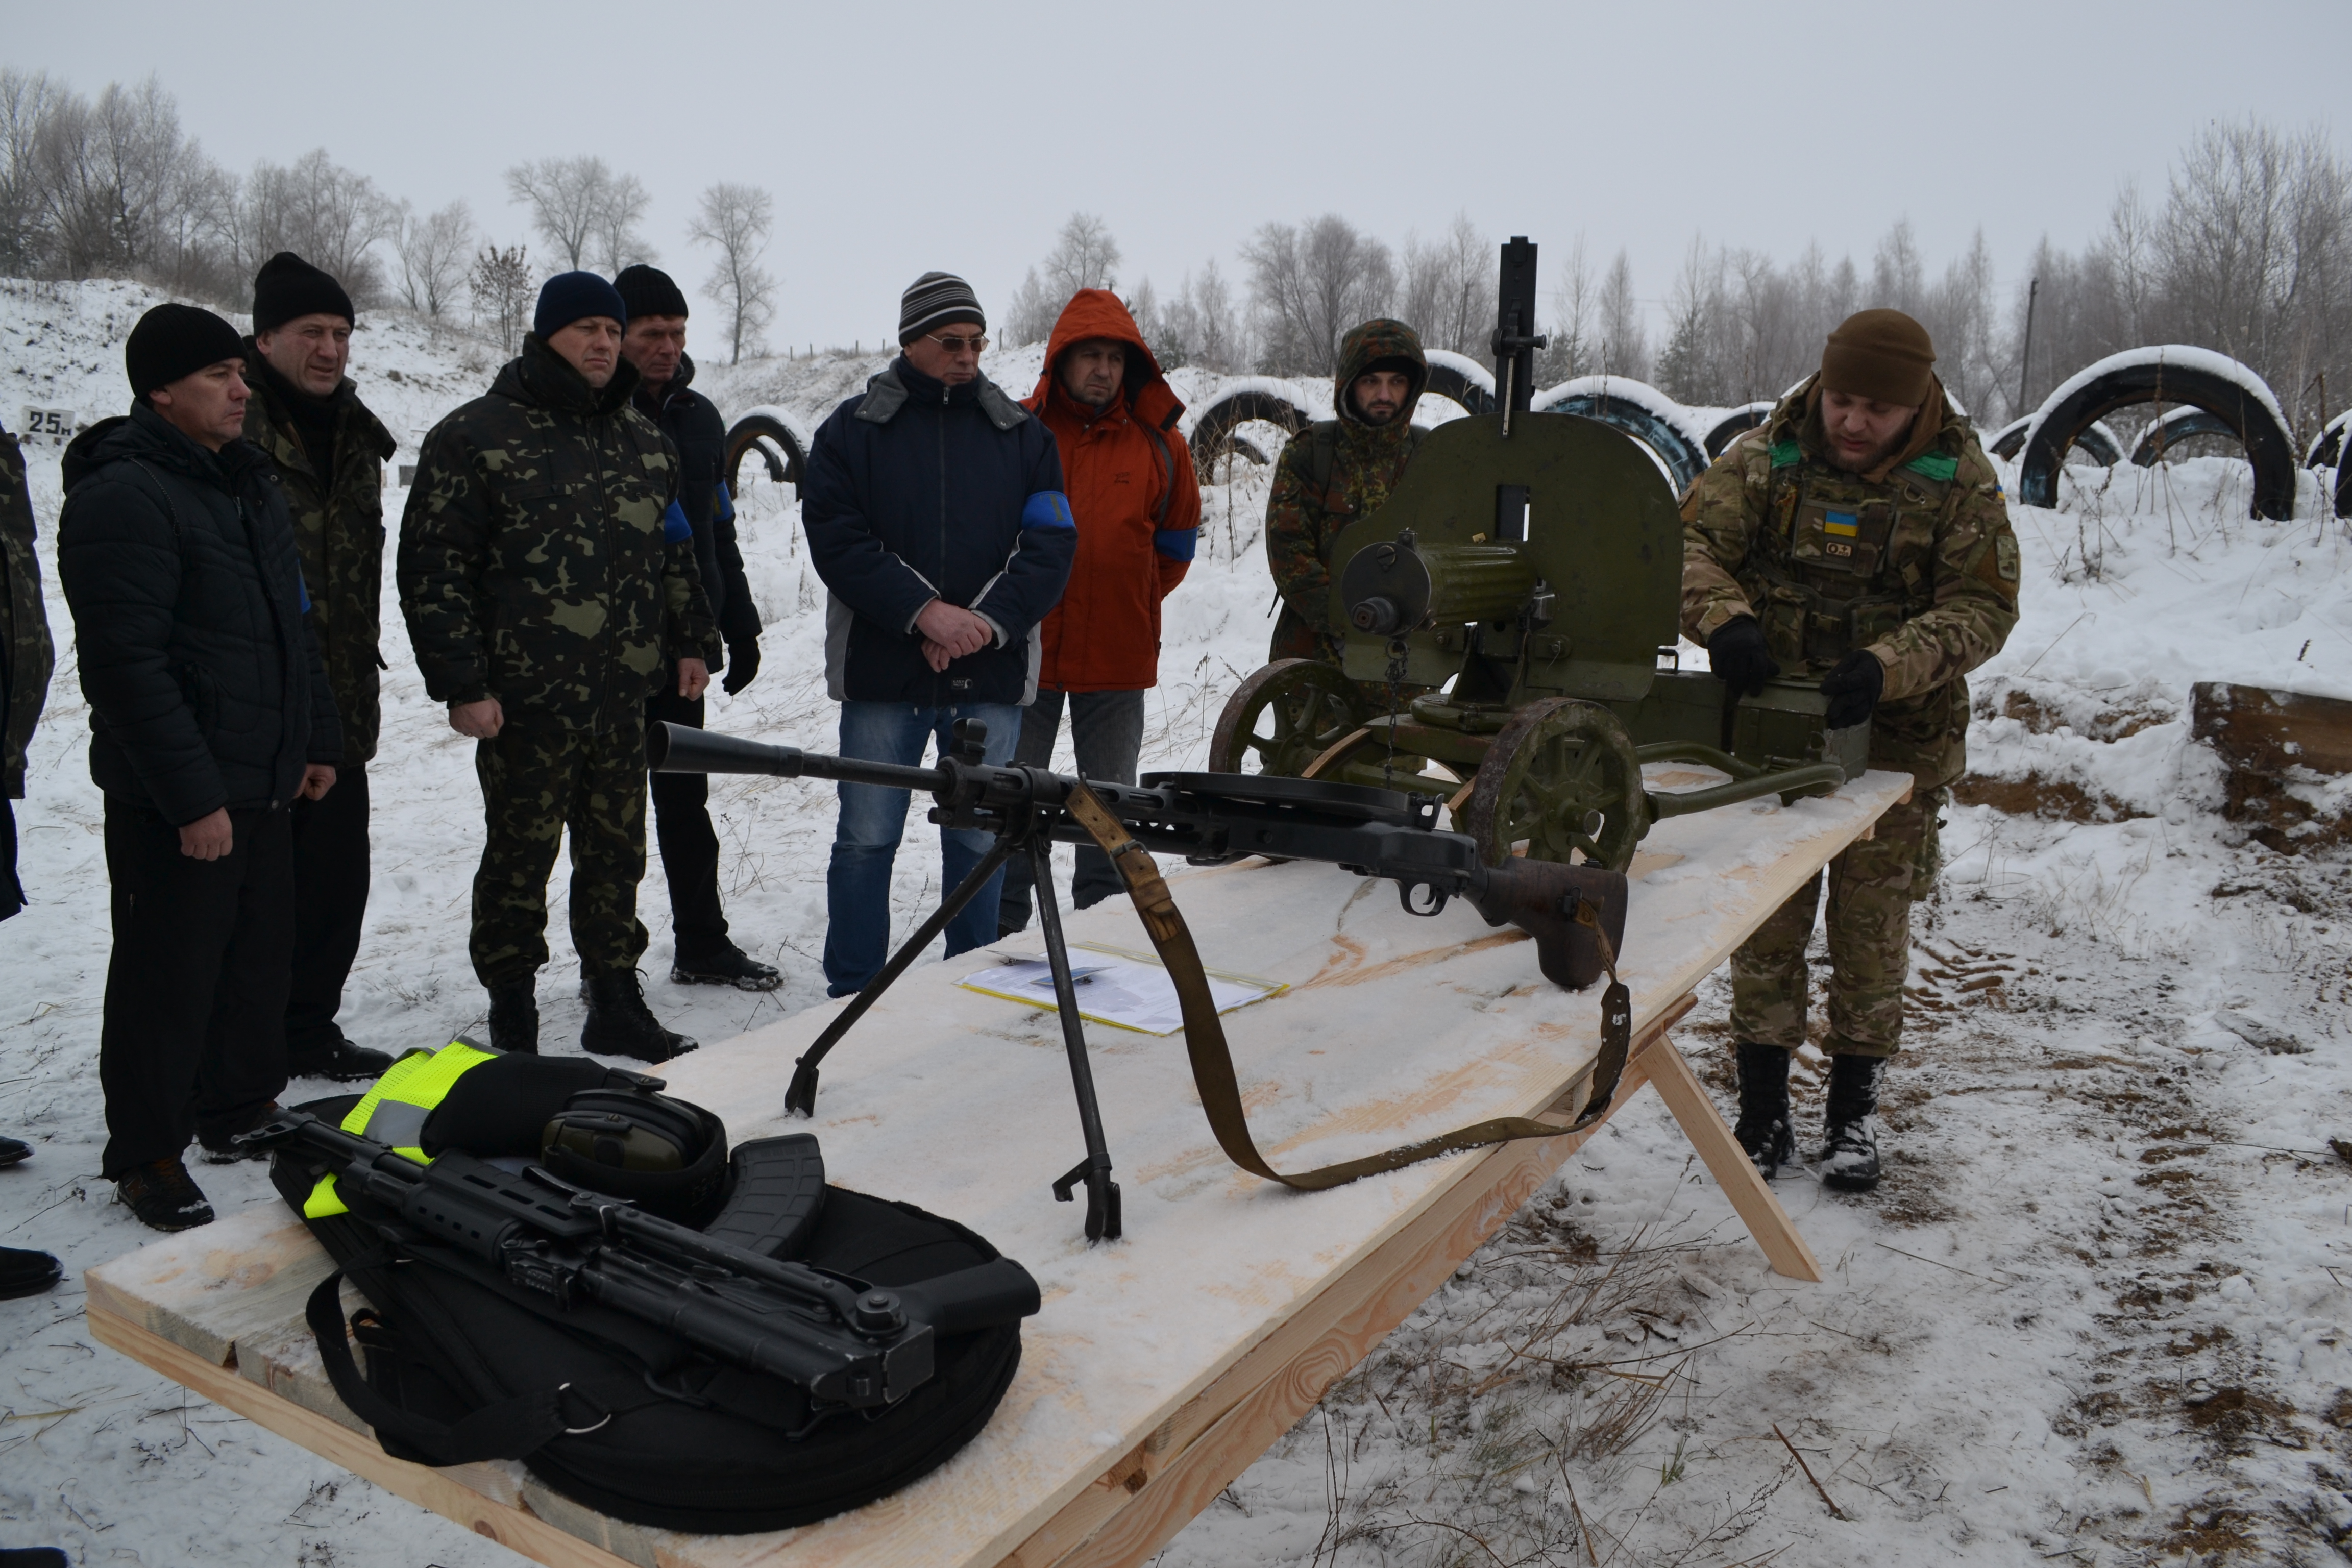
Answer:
[
  {"left": 487, "top": 983, "right": 540, "bottom": 1056},
  {"left": 285, "top": 1033, "right": 397, "bottom": 1083},
  {"left": 671, "top": 943, "right": 782, "bottom": 992},
  {"left": 1820, "top": 1054, "right": 1883, "bottom": 1191},
  {"left": 116, "top": 1158, "right": 214, "bottom": 1231},
  {"left": 1732, "top": 1043, "right": 1796, "bottom": 1180},
  {"left": 582, "top": 970, "right": 698, "bottom": 1062}
]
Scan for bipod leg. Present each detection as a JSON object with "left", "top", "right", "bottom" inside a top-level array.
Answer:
[
  {"left": 783, "top": 834, "right": 1019, "bottom": 1117},
  {"left": 1031, "top": 838, "right": 1122, "bottom": 1241}
]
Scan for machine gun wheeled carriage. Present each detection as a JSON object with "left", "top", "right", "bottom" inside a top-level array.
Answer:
[{"left": 1208, "top": 238, "right": 1869, "bottom": 873}]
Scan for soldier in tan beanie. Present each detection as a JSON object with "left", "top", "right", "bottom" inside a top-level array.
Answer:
[{"left": 1680, "top": 308, "right": 2022, "bottom": 1193}]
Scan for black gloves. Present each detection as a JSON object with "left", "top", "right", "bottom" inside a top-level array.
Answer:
[
  {"left": 721, "top": 639, "right": 761, "bottom": 696},
  {"left": 1820, "top": 650, "right": 1884, "bottom": 730},
  {"left": 1706, "top": 615, "right": 1780, "bottom": 699}
]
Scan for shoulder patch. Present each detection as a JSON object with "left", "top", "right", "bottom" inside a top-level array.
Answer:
[
  {"left": 1768, "top": 439, "right": 1801, "bottom": 469},
  {"left": 1903, "top": 452, "right": 1959, "bottom": 482}
]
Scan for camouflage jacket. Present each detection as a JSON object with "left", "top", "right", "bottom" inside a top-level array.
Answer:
[
  {"left": 398, "top": 337, "right": 719, "bottom": 728},
  {"left": 242, "top": 345, "right": 396, "bottom": 765},
  {"left": 1, "top": 424, "right": 54, "bottom": 799},
  {"left": 1264, "top": 318, "right": 1428, "bottom": 664},
  {"left": 1681, "top": 374, "right": 2020, "bottom": 787}
]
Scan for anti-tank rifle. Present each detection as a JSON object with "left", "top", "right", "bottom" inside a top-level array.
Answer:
[
  {"left": 649, "top": 720, "right": 1633, "bottom": 1246},
  {"left": 236, "top": 1108, "right": 1041, "bottom": 1410}
]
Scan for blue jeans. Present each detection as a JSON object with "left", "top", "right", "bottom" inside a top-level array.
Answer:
[{"left": 823, "top": 701, "right": 1022, "bottom": 996}]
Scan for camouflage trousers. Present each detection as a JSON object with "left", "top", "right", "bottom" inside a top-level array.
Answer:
[
  {"left": 470, "top": 715, "right": 649, "bottom": 987},
  {"left": 1729, "top": 788, "right": 1941, "bottom": 1059}
]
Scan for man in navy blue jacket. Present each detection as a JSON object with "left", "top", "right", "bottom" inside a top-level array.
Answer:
[{"left": 802, "top": 272, "right": 1073, "bottom": 996}]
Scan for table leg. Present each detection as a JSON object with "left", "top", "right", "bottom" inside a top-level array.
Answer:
[{"left": 1633, "top": 1030, "right": 1824, "bottom": 1283}]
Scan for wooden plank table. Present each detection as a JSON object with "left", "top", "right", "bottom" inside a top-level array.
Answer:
[{"left": 86, "top": 766, "right": 1912, "bottom": 1568}]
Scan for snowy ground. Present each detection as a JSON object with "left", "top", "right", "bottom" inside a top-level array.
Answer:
[{"left": 3, "top": 281, "right": 2351, "bottom": 1564}]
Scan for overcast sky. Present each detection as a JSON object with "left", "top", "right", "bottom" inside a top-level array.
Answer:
[{"left": 20, "top": 0, "right": 2352, "bottom": 353}]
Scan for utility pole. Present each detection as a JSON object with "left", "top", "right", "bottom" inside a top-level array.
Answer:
[{"left": 2017, "top": 278, "right": 2039, "bottom": 421}]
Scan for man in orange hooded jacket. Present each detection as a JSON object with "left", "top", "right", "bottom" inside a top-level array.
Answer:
[{"left": 997, "top": 289, "right": 1200, "bottom": 935}]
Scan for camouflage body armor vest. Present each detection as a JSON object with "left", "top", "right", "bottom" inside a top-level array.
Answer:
[{"left": 1744, "top": 439, "right": 1958, "bottom": 670}]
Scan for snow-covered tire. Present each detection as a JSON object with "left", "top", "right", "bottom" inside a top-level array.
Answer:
[
  {"left": 1422, "top": 358, "right": 1497, "bottom": 417},
  {"left": 2129, "top": 408, "right": 2238, "bottom": 467},
  {"left": 1188, "top": 388, "right": 1311, "bottom": 478},
  {"left": 2306, "top": 409, "right": 2351, "bottom": 469},
  {"left": 2019, "top": 353, "right": 2297, "bottom": 519},
  {"left": 1990, "top": 415, "right": 2123, "bottom": 467},
  {"left": 1703, "top": 403, "right": 1773, "bottom": 458},
  {"left": 1533, "top": 377, "right": 1711, "bottom": 491},
  {"left": 725, "top": 412, "right": 805, "bottom": 494}
]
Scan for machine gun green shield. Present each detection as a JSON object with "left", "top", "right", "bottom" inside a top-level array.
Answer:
[{"left": 1211, "top": 236, "right": 1868, "bottom": 871}]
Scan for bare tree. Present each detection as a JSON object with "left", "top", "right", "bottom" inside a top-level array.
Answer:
[
  {"left": 1400, "top": 212, "right": 1494, "bottom": 357},
  {"left": 504, "top": 156, "right": 603, "bottom": 271},
  {"left": 469, "top": 242, "right": 533, "bottom": 352},
  {"left": 591, "top": 169, "right": 653, "bottom": 273},
  {"left": 226, "top": 148, "right": 399, "bottom": 301},
  {"left": 395, "top": 199, "right": 476, "bottom": 318},
  {"left": 1870, "top": 217, "right": 1924, "bottom": 314},
  {"left": 1004, "top": 212, "right": 1123, "bottom": 345},
  {"left": 1003, "top": 267, "right": 1057, "bottom": 347},
  {"left": 0, "top": 69, "right": 64, "bottom": 275},
  {"left": 1538, "top": 234, "right": 1596, "bottom": 383},
  {"left": 1594, "top": 248, "right": 1649, "bottom": 382},
  {"left": 1242, "top": 214, "right": 1395, "bottom": 375},
  {"left": 1043, "top": 211, "right": 1120, "bottom": 297},
  {"left": 688, "top": 181, "right": 776, "bottom": 364},
  {"left": 32, "top": 75, "right": 214, "bottom": 282}
]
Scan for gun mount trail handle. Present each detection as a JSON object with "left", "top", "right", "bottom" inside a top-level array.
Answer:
[{"left": 1057, "top": 782, "right": 1636, "bottom": 1192}]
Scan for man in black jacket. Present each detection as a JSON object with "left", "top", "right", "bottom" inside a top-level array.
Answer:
[
  {"left": 243, "top": 252, "right": 400, "bottom": 1082},
  {"left": 612, "top": 265, "right": 776, "bottom": 991},
  {"left": 59, "top": 304, "right": 341, "bottom": 1231},
  {"left": 802, "top": 272, "right": 1073, "bottom": 996}
]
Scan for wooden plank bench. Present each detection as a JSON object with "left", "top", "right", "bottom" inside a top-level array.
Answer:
[{"left": 86, "top": 767, "right": 1913, "bottom": 1568}]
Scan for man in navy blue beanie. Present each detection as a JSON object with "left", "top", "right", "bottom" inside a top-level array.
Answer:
[{"left": 399, "top": 272, "right": 720, "bottom": 1062}]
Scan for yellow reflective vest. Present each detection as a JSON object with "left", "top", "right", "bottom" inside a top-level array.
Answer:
[{"left": 304, "top": 1039, "right": 499, "bottom": 1219}]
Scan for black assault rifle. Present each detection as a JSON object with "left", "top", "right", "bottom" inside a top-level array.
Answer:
[
  {"left": 650, "top": 720, "right": 1631, "bottom": 1246},
  {"left": 236, "top": 1108, "right": 1041, "bottom": 1409}
]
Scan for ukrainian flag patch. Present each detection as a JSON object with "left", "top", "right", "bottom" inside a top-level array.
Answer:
[{"left": 1823, "top": 510, "right": 1860, "bottom": 537}]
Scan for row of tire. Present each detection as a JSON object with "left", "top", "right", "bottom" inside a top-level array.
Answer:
[{"left": 717, "top": 350, "right": 2352, "bottom": 522}]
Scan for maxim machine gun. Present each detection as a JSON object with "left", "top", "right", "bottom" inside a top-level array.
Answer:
[{"left": 1209, "top": 236, "right": 1868, "bottom": 873}]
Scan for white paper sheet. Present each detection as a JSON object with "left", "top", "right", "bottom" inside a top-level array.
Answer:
[{"left": 959, "top": 948, "right": 1282, "bottom": 1035}]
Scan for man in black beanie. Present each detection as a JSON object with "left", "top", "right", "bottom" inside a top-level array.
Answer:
[
  {"left": 612, "top": 264, "right": 776, "bottom": 991},
  {"left": 58, "top": 302, "right": 341, "bottom": 1230},
  {"left": 243, "top": 252, "right": 398, "bottom": 1084}
]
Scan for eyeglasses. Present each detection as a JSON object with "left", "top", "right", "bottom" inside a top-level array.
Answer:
[{"left": 926, "top": 332, "right": 988, "bottom": 354}]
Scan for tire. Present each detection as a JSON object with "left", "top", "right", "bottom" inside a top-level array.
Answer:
[
  {"left": 1423, "top": 360, "right": 1498, "bottom": 417},
  {"left": 2019, "top": 354, "right": 2296, "bottom": 519},
  {"left": 1534, "top": 387, "right": 1711, "bottom": 491},
  {"left": 724, "top": 413, "right": 805, "bottom": 497},
  {"left": 2129, "top": 408, "right": 2238, "bottom": 467},
  {"left": 1188, "top": 389, "right": 1311, "bottom": 479},
  {"left": 1703, "top": 403, "right": 1772, "bottom": 458}
]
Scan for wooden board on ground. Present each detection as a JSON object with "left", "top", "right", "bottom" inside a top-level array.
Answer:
[{"left": 87, "top": 767, "right": 1912, "bottom": 1568}]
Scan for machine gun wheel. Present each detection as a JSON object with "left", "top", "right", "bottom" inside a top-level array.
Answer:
[
  {"left": 1210, "top": 660, "right": 1370, "bottom": 778},
  {"left": 1460, "top": 698, "right": 1646, "bottom": 872}
]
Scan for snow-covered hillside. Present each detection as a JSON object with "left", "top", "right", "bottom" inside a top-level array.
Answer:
[{"left": 3, "top": 281, "right": 2350, "bottom": 1564}]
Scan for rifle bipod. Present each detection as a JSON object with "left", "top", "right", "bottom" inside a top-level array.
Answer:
[{"left": 781, "top": 759, "right": 1121, "bottom": 1243}]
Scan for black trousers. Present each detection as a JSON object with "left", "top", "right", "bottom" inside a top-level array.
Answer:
[
  {"left": 647, "top": 684, "right": 730, "bottom": 960},
  {"left": 286, "top": 763, "right": 369, "bottom": 1055},
  {"left": 99, "top": 800, "right": 293, "bottom": 1177}
]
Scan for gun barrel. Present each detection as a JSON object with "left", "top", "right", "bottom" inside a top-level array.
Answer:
[{"left": 648, "top": 722, "right": 941, "bottom": 794}]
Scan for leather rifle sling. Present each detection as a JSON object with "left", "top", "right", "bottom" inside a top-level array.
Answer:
[{"left": 1060, "top": 781, "right": 1636, "bottom": 1191}]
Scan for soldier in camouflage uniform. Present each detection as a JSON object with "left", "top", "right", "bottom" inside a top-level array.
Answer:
[
  {"left": 1682, "top": 308, "right": 2020, "bottom": 1191},
  {"left": 241, "top": 253, "right": 399, "bottom": 1083},
  {"left": 399, "top": 272, "right": 718, "bottom": 1062},
  {"left": 1263, "top": 319, "right": 1427, "bottom": 673}
]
